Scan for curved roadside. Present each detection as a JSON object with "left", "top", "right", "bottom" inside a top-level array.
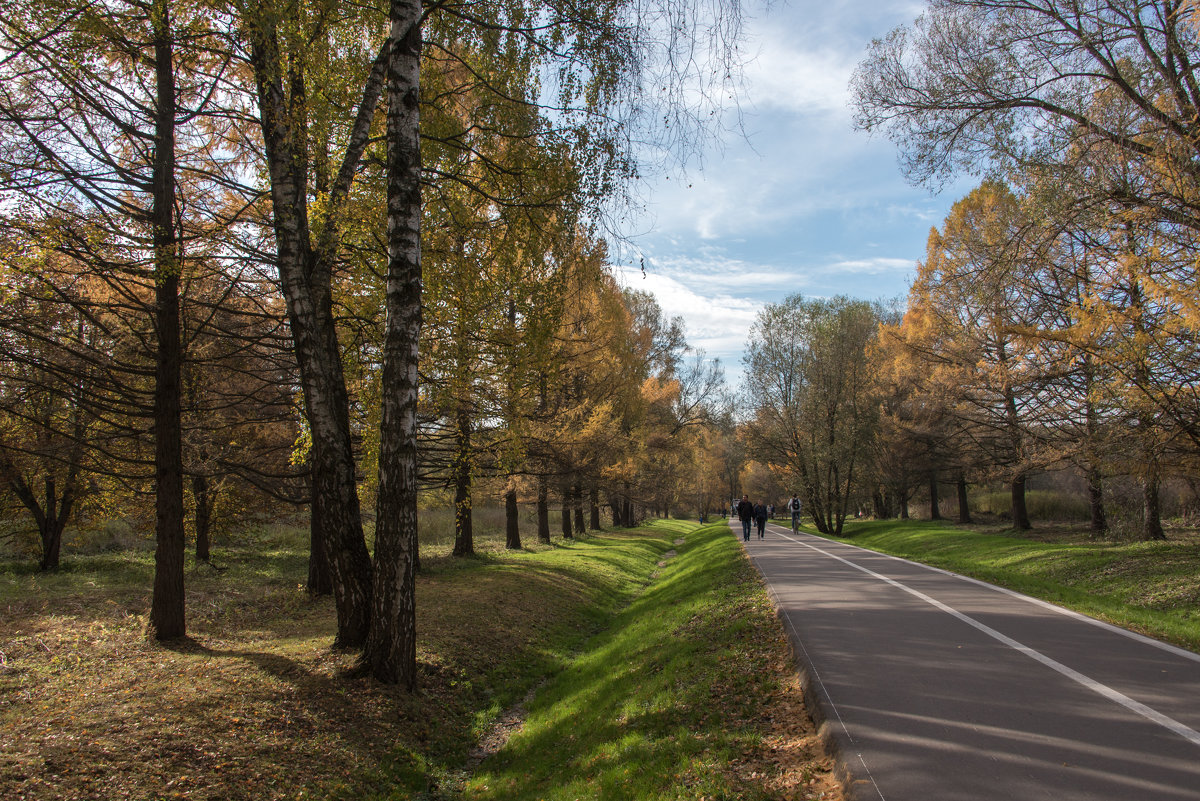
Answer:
[
  {"left": 821, "top": 518, "right": 1200, "bottom": 654},
  {"left": 743, "top": 519, "right": 1200, "bottom": 801},
  {"left": 462, "top": 519, "right": 842, "bottom": 801}
]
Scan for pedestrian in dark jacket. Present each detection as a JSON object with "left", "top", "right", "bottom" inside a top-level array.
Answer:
[
  {"left": 753, "top": 502, "right": 768, "bottom": 539},
  {"left": 736, "top": 495, "right": 754, "bottom": 541}
]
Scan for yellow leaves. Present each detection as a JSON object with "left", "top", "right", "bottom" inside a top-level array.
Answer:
[{"left": 639, "top": 376, "right": 679, "bottom": 406}]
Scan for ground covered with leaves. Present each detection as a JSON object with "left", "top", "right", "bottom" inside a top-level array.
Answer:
[{"left": 0, "top": 521, "right": 839, "bottom": 800}]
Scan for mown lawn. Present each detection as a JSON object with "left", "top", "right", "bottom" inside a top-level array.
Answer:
[
  {"left": 828, "top": 519, "right": 1200, "bottom": 652},
  {"left": 0, "top": 519, "right": 837, "bottom": 800}
]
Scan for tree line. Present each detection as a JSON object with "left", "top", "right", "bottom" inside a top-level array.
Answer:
[
  {"left": 0, "top": 0, "right": 742, "bottom": 686},
  {"left": 740, "top": 1, "right": 1200, "bottom": 540}
]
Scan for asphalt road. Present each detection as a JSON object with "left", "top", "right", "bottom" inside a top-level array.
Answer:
[{"left": 740, "top": 520, "right": 1200, "bottom": 801}]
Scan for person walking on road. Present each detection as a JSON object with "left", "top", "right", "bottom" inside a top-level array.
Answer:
[
  {"left": 736, "top": 495, "right": 754, "bottom": 542},
  {"left": 753, "top": 502, "right": 768, "bottom": 539},
  {"left": 788, "top": 494, "right": 803, "bottom": 533}
]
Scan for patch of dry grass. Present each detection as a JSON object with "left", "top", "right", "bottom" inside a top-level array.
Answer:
[
  {"left": 1, "top": 522, "right": 840, "bottom": 801},
  {"left": 0, "top": 530, "right": 638, "bottom": 800}
]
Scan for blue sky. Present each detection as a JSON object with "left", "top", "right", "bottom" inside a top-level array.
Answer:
[{"left": 611, "top": 0, "right": 977, "bottom": 382}]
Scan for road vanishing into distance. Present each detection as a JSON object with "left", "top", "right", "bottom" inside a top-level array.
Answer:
[{"left": 741, "top": 521, "right": 1200, "bottom": 801}]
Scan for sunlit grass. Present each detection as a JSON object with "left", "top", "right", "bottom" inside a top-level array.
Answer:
[
  {"left": 462, "top": 520, "right": 837, "bottom": 801},
  {"left": 0, "top": 516, "right": 836, "bottom": 800}
]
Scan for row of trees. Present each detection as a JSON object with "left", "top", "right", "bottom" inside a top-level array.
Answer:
[
  {"left": 0, "top": 0, "right": 742, "bottom": 685},
  {"left": 740, "top": 1, "right": 1200, "bottom": 540}
]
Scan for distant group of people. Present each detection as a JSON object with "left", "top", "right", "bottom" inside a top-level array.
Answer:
[{"left": 732, "top": 493, "right": 803, "bottom": 542}]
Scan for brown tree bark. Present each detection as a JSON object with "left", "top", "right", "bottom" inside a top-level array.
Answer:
[
  {"left": 308, "top": 480, "right": 333, "bottom": 595},
  {"left": 1142, "top": 471, "right": 1166, "bottom": 541},
  {"left": 192, "top": 474, "right": 212, "bottom": 564},
  {"left": 928, "top": 473, "right": 941, "bottom": 520},
  {"left": 1, "top": 451, "right": 78, "bottom": 572},
  {"left": 561, "top": 483, "right": 574, "bottom": 539},
  {"left": 573, "top": 483, "right": 585, "bottom": 534},
  {"left": 38, "top": 477, "right": 73, "bottom": 572},
  {"left": 452, "top": 409, "right": 474, "bottom": 556},
  {"left": 505, "top": 487, "right": 521, "bottom": 549},
  {"left": 40, "top": 479, "right": 66, "bottom": 571},
  {"left": 537, "top": 477, "right": 551, "bottom": 543},
  {"left": 956, "top": 472, "right": 972, "bottom": 524},
  {"left": 1011, "top": 474, "right": 1031, "bottom": 531},
  {"left": 589, "top": 485, "right": 601, "bottom": 530},
  {"left": 872, "top": 490, "right": 888, "bottom": 520},
  {"left": 148, "top": 2, "right": 187, "bottom": 641},
  {"left": 1087, "top": 468, "right": 1107, "bottom": 537}
]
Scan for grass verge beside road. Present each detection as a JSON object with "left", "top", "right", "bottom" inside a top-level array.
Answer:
[
  {"left": 828, "top": 520, "right": 1200, "bottom": 653},
  {"left": 1, "top": 519, "right": 836, "bottom": 800},
  {"left": 464, "top": 519, "right": 838, "bottom": 801}
]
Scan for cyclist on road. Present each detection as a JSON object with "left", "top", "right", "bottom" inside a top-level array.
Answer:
[{"left": 788, "top": 494, "right": 803, "bottom": 533}]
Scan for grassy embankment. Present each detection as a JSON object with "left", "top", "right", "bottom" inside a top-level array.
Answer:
[
  {"left": 827, "top": 519, "right": 1200, "bottom": 652},
  {"left": 0, "top": 519, "right": 838, "bottom": 800}
]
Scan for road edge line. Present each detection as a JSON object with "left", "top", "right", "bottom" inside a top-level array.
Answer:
[{"left": 740, "top": 521, "right": 885, "bottom": 801}]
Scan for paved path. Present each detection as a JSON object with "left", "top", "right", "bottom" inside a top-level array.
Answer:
[{"left": 741, "top": 521, "right": 1200, "bottom": 801}]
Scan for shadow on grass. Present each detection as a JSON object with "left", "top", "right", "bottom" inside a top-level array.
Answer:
[{"left": 464, "top": 522, "right": 786, "bottom": 801}]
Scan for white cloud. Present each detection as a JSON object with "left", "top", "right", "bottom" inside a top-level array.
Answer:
[
  {"left": 743, "top": 38, "right": 854, "bottom": 117},
  {"left": 821, "top": 257, "right": 914, "bottom": 275},
  {"left": 612, "top": 260, "right": 764, "bottom": 364},
  {"left": 605, "top": 1, "right": 970, "bottom": 386}
]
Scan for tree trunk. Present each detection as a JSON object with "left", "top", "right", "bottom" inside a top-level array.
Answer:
[
  {"left": 573, "top": 483, "right": 585, "bottom": 534},
  {"left": 505, "top": 488, "right": 521, "bottom": 549},
  {"left": 148, "top": 5, "right": 187, "bottom": 641},
  {"left": 589, "top": 485, "right": 601, "bottom": 529},
  {"left": 608, "top": 495, "right": 624, "bottom": 527},
  {"left": 452, "top": 409, "right": 473, "bottom": 557},
  {"left": 40, "top": 478, "right": 66, "bottom": 572},
  {"left": 363, "top": 0, "right": 423, "bottom": 687},
  {"left": 192, "top": 474, "right": 211, "bottom": 563},
  {"left": 1011, "top": 474, "right": 1031, "bottom": 530},
  {"left": 1087, "top": 467, "right": 1107, "bottom": 536},
  {"left": 1082, "top": 355, "right": 1105, "bottom": 536},
  {"left": 872, "top": 490, "right": 887, "bottom": 520},
  {"left": 956, "top": 472, "right": 972, "bottom": 524},
  {"left": 536, "top": 477, "right": 551, "bottom": 543},
  {"left": 250, "top": 17, "right": 375, "bottom": 647},
  {"left": 3, "top": 456, "right": 75, "bottom": 572},
  {"left": 928, "top": 473, "right": 941, "bottom": 520},
  {"left": 561, "top": 484, "right": 574, "bottom": 539},
  {"left": 1142, "top": 471, "right": 1166, "bottom": 541},
  {"left": 308, "top": 480, "right": 333, "bottom": 595}
]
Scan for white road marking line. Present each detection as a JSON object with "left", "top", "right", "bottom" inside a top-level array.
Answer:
[
  {"left": 771, "top": 529, "right": 1200, "bottom": 750},
  {"left": 782, "top": 527, "right": 1200, "bottom": 666}
]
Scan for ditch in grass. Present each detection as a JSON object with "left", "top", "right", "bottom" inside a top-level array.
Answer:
[
  {"left": 827, "top": 519, "right": 1200, "bottom": 653},
  {"left": 1, "top": 519, "right": 836, "bottom": 800},
  {"left": 460, "top": 519, "right": 839, "bottom": 801}
]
